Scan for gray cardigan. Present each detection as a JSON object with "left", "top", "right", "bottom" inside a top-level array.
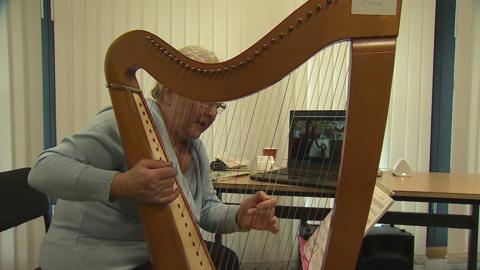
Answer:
[{"left": 28, "top": 99, "right": 240, "bottom": 270}]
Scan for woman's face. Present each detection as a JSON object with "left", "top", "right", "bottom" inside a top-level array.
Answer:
[{"left": 162, "top": 90, "right": 219, "bottom": 141}]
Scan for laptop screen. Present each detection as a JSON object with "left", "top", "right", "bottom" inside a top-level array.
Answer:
[{"left": 288, "top": 110, "right": 346, "bottom": 174}]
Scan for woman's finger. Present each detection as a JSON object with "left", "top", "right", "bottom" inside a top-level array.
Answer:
[
  {"left": 154, "top": 188, "right": 180, "bottom": 204},
  {"left": 141, "top": 159, "right": 173, "bottom": 169},
  {"left": 268, "top": 216, "right": 280, "bottom": 233},
  {"left": 151, "top": 166, "right": 177, "bottom": 181},
  {"left": 256, "top": 198, "right": 277, "bottom": 209}
]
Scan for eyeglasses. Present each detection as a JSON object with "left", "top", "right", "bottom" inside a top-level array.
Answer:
[{"left": 199, "top": 102, "right": 227, "bottom": 114}]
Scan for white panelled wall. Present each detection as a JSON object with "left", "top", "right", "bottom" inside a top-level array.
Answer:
[
  {"left": 0, "top": 0, "right": 45, "bottom": 270},
  {"left": 450, "top": 0, "right": 480, "bottom": 260},
  {"left": 1, "top": 0, "right": 480, "bottom": 269},
  {"left": 381, "top": 0, "right": 436, "bottom": 259}
]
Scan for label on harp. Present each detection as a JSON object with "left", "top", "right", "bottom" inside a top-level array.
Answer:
[{"left": 351, "top": 0, "right": 397, "bottom": 16}]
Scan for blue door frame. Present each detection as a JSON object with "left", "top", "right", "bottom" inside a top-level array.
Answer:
[{"left": 428, "top": 0, "right": 457, "bottom": 249}]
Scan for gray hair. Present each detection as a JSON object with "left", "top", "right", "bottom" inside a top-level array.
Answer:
[{"left": 151, "top": 46, "right": 219, "bottom": 100}]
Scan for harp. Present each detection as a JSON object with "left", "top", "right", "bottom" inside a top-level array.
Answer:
[{"left": 104, "top": 0, "right": 402, "bottom": 269}]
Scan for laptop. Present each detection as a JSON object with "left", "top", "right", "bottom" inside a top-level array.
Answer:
[{"left": 250, "top": 110, "right": 346, "bottom": 188}]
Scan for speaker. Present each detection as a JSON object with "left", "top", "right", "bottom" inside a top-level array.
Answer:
[
  {"left": 393, "top": 159, "right": 412, "bottom": 177},
  {"left": 356, "top": 225, "right": 414, "bottom": 270}
]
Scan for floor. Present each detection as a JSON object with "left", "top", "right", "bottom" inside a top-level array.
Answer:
[
  {"left": 240, "top": 259, "right": 477, "bottom": 269},
  {"left": 414, "top": 258, "right": 475, "bottom": 270}
]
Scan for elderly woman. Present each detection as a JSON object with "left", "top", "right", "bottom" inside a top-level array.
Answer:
[{"left": 28, "top": 46, "right": 279, "bottom": 270}]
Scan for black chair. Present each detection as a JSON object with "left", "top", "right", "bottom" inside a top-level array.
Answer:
[{"left": 0, "top": 167, "right": 51, "bottom": 232}]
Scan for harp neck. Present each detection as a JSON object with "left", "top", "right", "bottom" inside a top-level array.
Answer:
[{"left": 105, "top": 0, "right": 401, "bottom": 101}]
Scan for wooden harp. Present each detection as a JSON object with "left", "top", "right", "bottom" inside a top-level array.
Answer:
[{"left": 104, "top": 0, "right": 402, "bottom": 269}]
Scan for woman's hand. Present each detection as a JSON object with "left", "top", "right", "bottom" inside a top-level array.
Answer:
[
  {"left": 236, "top": 191, "right": 279, "bottom": 233},
  {"left": 110, "top": 159, "right": 179, "bottom": 205}
]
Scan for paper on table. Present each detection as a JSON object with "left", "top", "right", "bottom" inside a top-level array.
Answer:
[{"left": 210, "top": 170, "right": 250, "bottom": 182}]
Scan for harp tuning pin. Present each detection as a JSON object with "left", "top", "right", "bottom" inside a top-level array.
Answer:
[
  {"left": 159, "top": 47, "right": 165, "bottom": 52},
  {"left": 179, "top": 61, "right": 184, "bottom": 66},
  {"left": 210, "top": 69, "right": 215, "bottom": 74},
  {"left": 254, "top": 51, "right": 260, "bottom": 57},
  {"left": 317, "top": 4, "right": 323, "bottom": 10},
  {"left": 197, "top": 68, "right": 203, "bottom": 73},
  {"left": 203, "top": 69, "right": 208, "bottom": 74},
  {"left": 163, "top": 51, "right": 169, "bottom": 55},
  {"left": 327, "top": 0, "right": 332, "bottom": 4},
  {"left": 271, "top": 38, "right": 276, "bottom": 44},
  {"left": 231, "top": 64, "right": 236, "bottom": 70},
  {"left": 288, "top": 25, "right": 294, "bottom": 32},
  {"left": 279, "top": 32, "right": 285, "bottom": 39},
  {"left": 185, "top": 64, "right": 190, "bottom": 69},
  {"left": 224, "top": 67, "right": 229, "bottom": 72},
  {"left": 239, "top": 61, "right": 244, "bottom": 67},
  {"left": 262, "top": 44, "right": 268, "bottom": 50},
  {"left": 246, "top": 57, "right": 253, "bottom": 62},
  {"left": 298, "top": 18, "right": 304, "bottom": 24},
  {"left": 190, "top": 66, "right": 196, "bottom": 71},
  {"left": 146, "top": 36, "right": 152, "bottom": 40},
  {"left": 307, "top": 11, "right": 313, "bottom": 17},
  {"left": 216, "top": 68, "right": 222, "bottom": 73},
  {"left": 168, "top": 54, "right": 174, "bottom": 59},
  {"left": 174, "top": 58, "right": 179, "bottom": 63}
]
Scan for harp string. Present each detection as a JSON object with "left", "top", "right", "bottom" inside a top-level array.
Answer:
[
  {"left": 196, "top": 50, "right": 268, "bottom": 261},
  {"left": 231, "top": 74, "right": 293, "bottom": 263},
  {"left": 261, "top": 66, "right": 316, "bottom": 264},
  {"left": 275, "top": 44, "right": 338, "bottom": 263},
  {"left": 206, "top": 87, "right": 283, "bottom": 263},
  {"left": 137, "top": 67, "right": 222, "bottom": 263},
  {"left": 217, "top": 41, "right": 350, "bottom": 265},
  {"left": 179, "top": 89, "right": 224, "bottom": 259},
  {"left": 255, "top": 66, "right": 308, "bottom": 263},
  {"left": 226, "top": 51, "right": 318, "bottom": 264},
  {"left": 296, "top": 42, "right": 349, "bottom": 239},
  {"left": 258, "top": 74, "right": 295, "bottom": 262},
  {"left": 305, "top": 42, "right": 348, "bottom": 191},
  {"left": 222, "top": 82, "right": 276, "bottom": 263},
  {"left": 210, "top": 59, "right": 304, "bottom": 261},
  {"left": 304, "top": 43, "right": 350, "bottom": 266},
  {"left": 202, "top": 100, "right": 241, "bottom": 240},
  {"left": 212, "top": 93, "right": 262, "bottom": 264},
  {"left": 276, "top": 51, "right": 329, "bottom": 266},
  {"left": 187, "top": 40, "right": 346, "bottom": 266},
  {"left": 236, "top": 98, "right": 263, "bottom": 263},
  {"left": 275, "top": 56, "right": 323, "bottom": 265},
  {"left": 228, "top": 43, "right": 322, "bottom": 264}
]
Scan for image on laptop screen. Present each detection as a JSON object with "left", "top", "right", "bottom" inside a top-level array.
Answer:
[
  {"left": 250, "top": 110, "right": 346, "bottom": 187},
  {"left": 288, "top": 110, "right": 346, "bottom": 177}
]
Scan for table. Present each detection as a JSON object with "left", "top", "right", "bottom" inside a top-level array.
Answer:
[{"left": 213, "top": 171, "right": 480, "bottom": 270}]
